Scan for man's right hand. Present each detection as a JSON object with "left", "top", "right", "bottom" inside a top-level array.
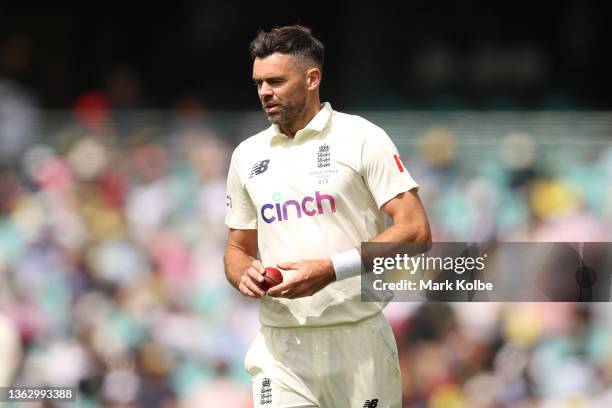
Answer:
[{"left": 238, "top": 260, "right": 267, "bottom": 298}]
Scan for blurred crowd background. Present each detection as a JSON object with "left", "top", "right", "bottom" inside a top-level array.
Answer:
[
  {"left": 1, "top": 2, "right": 612, "bottom": 407},
  {"left": 0, "top": 99, "right": 611, "bottom": 408}
]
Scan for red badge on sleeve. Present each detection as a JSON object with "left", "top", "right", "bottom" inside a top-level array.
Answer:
[{"left": 393, "top": 154, "right": 405, "bottom": 173}]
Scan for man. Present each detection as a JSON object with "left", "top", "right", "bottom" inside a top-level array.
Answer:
[{"left": 224, "top": 25, "right": 431, "bottom": 408}]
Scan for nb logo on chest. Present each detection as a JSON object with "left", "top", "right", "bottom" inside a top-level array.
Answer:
[
  {"left": 250, "top": 159, "right": 270, "bottom": 178},
  {"left": 261, "top": 191, "right": 336, "bottom": 224}
]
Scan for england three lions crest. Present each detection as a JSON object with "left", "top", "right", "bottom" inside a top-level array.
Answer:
[{"left": 316, "top": 143, "right": 330, "bottom": 168}]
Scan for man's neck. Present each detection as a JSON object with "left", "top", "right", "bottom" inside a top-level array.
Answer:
[{"left": 279, "top": 100, "right": 322, "bottom": 139}]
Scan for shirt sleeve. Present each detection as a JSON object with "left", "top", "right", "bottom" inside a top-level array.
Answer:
[
  {"left": 361, "top": 128, "right": 419, "bottom": 209},
  {"left": 225, "top": 148, "right": 258, "bottom": 229}
]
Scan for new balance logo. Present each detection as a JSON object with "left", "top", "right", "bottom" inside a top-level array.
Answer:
[
  {"left": 363, "top": 399, "right": 379, "bottom": 408},
  {"left": 250, "top": 159, "right": 270, "bottom": 178}
]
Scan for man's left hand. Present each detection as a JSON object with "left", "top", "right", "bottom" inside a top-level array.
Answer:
[{"left": 266, "top": 259, "right": 336, "bottom": 298}]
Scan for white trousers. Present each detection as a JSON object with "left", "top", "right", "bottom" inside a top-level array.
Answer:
[{"left": 246, "top": 312, "right": 402, "bottom": 408}]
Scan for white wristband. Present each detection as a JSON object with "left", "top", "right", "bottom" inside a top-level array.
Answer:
[{"left": 330, "top": 248, "right": 362, "bottom": 281}]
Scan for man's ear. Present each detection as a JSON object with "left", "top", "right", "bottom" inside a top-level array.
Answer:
[{"left": 306, "top": 68, "right": 321, "bottom": 90}]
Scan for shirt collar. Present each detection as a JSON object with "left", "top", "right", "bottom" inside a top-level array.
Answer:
[{"left": 266, "top": 102, "right": 333, "bottom": 141}]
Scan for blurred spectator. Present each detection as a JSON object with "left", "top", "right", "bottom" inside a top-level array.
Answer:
[
  {"left": 74, "top": 91, "right": 111, "bottom": 130},
  {"left": 107, "top": 66, "right": 145, "bottom": 111},
  {"left": 0, "top": 34, "right": 39, "bottom": 163},
  {"left": 0, "top": 313, "right": 21, "bottom": 386}
]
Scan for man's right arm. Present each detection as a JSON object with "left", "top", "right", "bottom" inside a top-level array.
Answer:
[{"left": 224, "top": 228, "right": 267, "bottom": 298}]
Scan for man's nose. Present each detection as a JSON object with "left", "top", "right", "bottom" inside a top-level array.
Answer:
[{"left": 258, "top": 82, "right": 273, "bottom": 99}]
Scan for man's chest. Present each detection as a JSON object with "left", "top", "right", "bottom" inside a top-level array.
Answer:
[{"left": 243, "top": 140, "right": 363, "bottom": 221}]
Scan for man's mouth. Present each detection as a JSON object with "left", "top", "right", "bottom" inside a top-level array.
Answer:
[{"left": 264, "top": 104, "right": 280, "bottom": 113}]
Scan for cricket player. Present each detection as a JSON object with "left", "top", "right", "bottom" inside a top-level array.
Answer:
[{"left": 224, "top": 25, "right": 431, "bottom": 407}]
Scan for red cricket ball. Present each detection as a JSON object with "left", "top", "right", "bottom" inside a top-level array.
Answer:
[{"left": 262, "top": 267, "right": 283, "bottom": 290}]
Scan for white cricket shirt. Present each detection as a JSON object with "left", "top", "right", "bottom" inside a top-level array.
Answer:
[{"left": 225, "top": 102, "right": 419, "bottom": 327}]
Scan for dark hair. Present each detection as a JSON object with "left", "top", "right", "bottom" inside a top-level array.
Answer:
[{"left": 249, "top": 25, "right": 324, "bottom": 69}]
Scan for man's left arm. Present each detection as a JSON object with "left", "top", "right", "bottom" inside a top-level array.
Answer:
[
  {"left": 371, "top": 189, "right": 431, "bottom": 244},
  {"left": 267, "top": 189, "right": 431, "bottom": 298}
]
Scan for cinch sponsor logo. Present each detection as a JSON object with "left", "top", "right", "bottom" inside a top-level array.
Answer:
[{"left": 261, "top": 191, "right": 336, "bottom": 224}]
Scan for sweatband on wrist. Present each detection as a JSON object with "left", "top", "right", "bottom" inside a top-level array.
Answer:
[{"left": 330, "top": 248, "right": 362, "bottom": 281}]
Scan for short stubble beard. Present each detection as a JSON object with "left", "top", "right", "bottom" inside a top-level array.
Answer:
[{"left": 266, "top": 95, "right": 307, "bottom": 126}]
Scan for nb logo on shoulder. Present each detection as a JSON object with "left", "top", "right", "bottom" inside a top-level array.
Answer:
[{"left": 363, "top": 399, "right": 379, "bottom": 408}]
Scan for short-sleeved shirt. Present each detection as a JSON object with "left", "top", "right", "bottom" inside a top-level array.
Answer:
[{"left": 225, "top": 102, "right": 419, "bottom": 327}]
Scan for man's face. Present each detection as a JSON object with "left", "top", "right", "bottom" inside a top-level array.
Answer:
[{"left": 252, "top": 53, "right": 308, "bottom": 125}]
